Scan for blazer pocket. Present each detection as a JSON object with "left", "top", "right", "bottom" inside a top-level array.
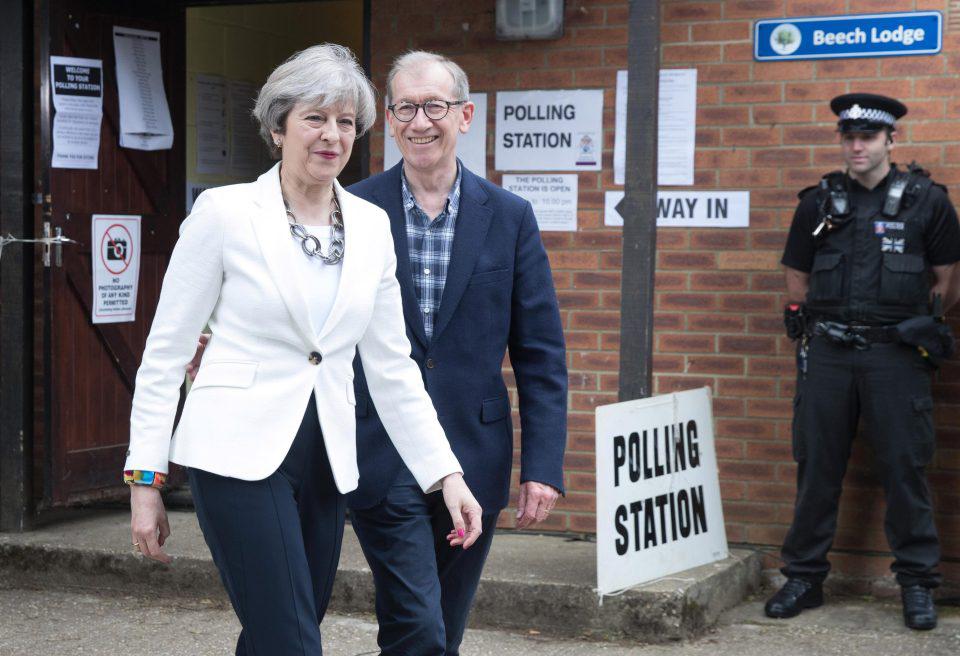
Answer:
[
  {"left": 481, "top": 396, "right": 510, "bottom": 423},
  {"left": 191, "top": 360, "right": 259, "bottom": 390},
  {"left": 468, "top": 268, "right": 510, "bottom": 287}
]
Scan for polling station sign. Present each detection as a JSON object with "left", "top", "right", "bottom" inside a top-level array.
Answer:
[
  {"left": 755, "top": 12, "right": 942, "bottom": 61},
  {"left": 495, "top": 89, "right": 603, "bottom": 171},
  {"left": 596, "top": 388, "right": 728, "bottom": 595}
]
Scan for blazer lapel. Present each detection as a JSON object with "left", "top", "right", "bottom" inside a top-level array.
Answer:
[
  {"left": 433, "top": 168, "right": 492, "bottom": 341},
  {"left": 373, "top": 164, "right": 428, "bottom": 348},
  {"left": 249, "top": 164, "right": 318, "bottom": 346}
]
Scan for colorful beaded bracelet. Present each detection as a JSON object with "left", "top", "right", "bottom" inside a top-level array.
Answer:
[{"left": 123, "top": 470, "right": 166, "bottom": 489}]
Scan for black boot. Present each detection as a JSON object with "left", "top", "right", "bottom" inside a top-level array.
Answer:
[
  {"left": 764, "top": 578, "right": 823, "bottom": 618},
  {"left": 901, "top": 585, "right": 937, "bottom": 630}
]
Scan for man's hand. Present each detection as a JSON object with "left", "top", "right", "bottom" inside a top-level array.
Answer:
[
  {"left": 515, "top": 481, "right": 559, "bottom": 529},
  {"left": 185, "top": 333, "right": 210, "bottom": 381}
]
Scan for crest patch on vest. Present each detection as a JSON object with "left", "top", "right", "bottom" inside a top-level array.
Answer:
[
  {"left": 874, "top": 221, "right": 905, "bottom": 235},
  {"left": 881, "top": 237, "right": 906, "bottom": 253}
]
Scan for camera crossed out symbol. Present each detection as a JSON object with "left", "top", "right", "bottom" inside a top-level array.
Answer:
[{"left": 100, "top": 223, "right": 133, "bottom": 275}]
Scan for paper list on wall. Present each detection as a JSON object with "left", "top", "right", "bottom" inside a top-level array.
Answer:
[
  {"left": 229, "top": 80, "right": 268, "bottom": 177},
  {"left": 50, "top": 56, "right": 104, "bottom": 169},
  {"left": 614, "top": 69, "right": 697, "bottom": 186},
  {"left": 502, "top": 174, "right": 578, "bottom": 232},
  {"left": 113, "top": 26, "right": 174, "bottom": 151},
  {"left": 195, "top": 74, "right": 227, "bottom": 174}
]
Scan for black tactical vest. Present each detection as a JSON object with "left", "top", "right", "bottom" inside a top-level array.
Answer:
[{"left": 804, "top": 166, "right": 937, "bottom": 325}]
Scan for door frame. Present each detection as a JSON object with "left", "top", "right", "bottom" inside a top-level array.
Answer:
[{"left": 0, "top": 0, "right": 372, "bottom": 529}]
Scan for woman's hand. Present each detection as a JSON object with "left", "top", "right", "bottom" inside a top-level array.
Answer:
[
  {"left": 441, "top": 473, "right": 483, "bottom": 549},
  {"left": 130, "top": 485, "right": 172, "bottom": 564},
  {"left": 185, "top": 333, "right": 210, "bottom": 382}
]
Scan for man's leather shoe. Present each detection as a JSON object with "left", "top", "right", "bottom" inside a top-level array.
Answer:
[
  {"left": 764, "top": 578, "right": 823, "bottom": 618},
  {"left": 901, "top": 585, "right": 937, "bottom": 630}
]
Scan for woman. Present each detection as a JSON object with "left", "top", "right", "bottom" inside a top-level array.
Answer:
[{"left": 124, "top": 44, "right": 482, "bottom": 655}]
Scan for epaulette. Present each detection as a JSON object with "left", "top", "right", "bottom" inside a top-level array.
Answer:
[{"left": 798, "top": 184, "right": 817, "bottom": 200}]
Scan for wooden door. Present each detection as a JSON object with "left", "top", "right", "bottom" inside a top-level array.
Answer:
[{"left": 39, "top": 0, "right": 185, "bottom": 504}]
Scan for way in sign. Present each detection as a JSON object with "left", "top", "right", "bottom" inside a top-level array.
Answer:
[{"left": 657, "top": 196, "right": 728, "bottom": 219}]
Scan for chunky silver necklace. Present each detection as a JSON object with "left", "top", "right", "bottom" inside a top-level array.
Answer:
[{"left": 284, "top": 193, "right": 344, "bottom": 265}]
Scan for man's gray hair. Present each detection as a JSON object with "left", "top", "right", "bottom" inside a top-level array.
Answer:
[
  {"left": 253, "top": 44, "right": 377, "bottom": 158},
  {"left": 386, "top": 51, "right": 470, "bottom": 104}
]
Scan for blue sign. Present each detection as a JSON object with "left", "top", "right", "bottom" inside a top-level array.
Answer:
[{"left": 755, "top": 12, "right": 942, "bottom": 61}]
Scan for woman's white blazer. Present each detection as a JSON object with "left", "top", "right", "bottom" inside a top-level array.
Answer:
[{"left": 124, "top": 164, "right": 461, "bottom": 494}]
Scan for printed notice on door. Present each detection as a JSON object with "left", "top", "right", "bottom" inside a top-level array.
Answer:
[
  {"left": 50, "top": 56, "right": 104, "bottom": 169},
  {"left": 91, "top": 215, "right": 141, "bottom": 324},
  {"left": 113, "top": 26, "right": 174, "bottom": 150}
]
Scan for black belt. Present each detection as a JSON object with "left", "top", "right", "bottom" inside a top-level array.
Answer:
[{"left": 811, "top": 321, "right": 899, "bottom": 348}]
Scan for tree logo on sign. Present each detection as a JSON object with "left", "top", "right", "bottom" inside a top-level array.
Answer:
[
  {"left": 100, "top": 224, "right": 133, "bottom": 275},
  {"left": 770, "top": 23, "right": 802, "bottom": 55}
]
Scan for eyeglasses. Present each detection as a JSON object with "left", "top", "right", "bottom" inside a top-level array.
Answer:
[{"left": 388, "top": 100, "right": 467, "bottom": 122}]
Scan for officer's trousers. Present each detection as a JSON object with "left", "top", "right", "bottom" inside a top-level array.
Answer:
[{"left": 781, "top": 336, "right": 942, "bottom": 588}]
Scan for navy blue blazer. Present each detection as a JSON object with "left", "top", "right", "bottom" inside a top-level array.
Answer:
[{"left": 346, "top": 162, "right": 568, "bottom": 513}]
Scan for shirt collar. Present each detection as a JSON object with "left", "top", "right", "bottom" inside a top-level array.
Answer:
[{"left": 400, "top": 162, "right": 462, "bottom": 220}]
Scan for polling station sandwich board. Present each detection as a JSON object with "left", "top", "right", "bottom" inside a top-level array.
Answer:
[{"left": 596, "top": 387, "right": 728, "bottom": 595}]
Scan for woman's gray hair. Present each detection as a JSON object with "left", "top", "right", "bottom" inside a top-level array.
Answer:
[
  {"left": 253, "top": 44, "right": 376, "bottom": 158},
  {"left": 386, "top": 51, "right": 470, "bottom": 104}
]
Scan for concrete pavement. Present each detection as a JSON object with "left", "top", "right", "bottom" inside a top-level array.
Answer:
[
  {"left": 0, "top": 509, "right": 760, "bottom": 642},
  {"left": 0, "top": 586, "right": 958, "bottom": 655}
]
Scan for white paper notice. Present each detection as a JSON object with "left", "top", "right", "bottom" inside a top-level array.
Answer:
[
  {"left": 186, "top": 181, "right": 218, "bottom": 214},
  {"left": 50, "top": 56, "right": 104, "bottom": 169},
  {"left": 91, "top": 215, "right": 141, "bottom": 324},
  {"left": 658, "top": 69, "right": 697, "bottom": 185},
  {"left": 614, "top": 69, "right": 697, "bottom": 186},
  {"left": 384, "top": 93, "right": 488, "bottom": 178},
  {"left": 229, "top": 79, "right": 267, "bottom": 177},
  {"left": 196, "top": 74, "right": 228, "bottom": 175},
  {"left": 496, "top": 89, "right": 603, "bottom": 171},
  {"left": 604, "top": 190, "right": 750, "bottom": 228},
  {"left": 503, "top": 174, "right": 578, "bottom": 232},
  {"left": 113, "top": 26, "right": 174, "bottom": 150}
]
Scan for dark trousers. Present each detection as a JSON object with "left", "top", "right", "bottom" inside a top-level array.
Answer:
[
  {"left": 782, "top": 336, "right": 941, "bottom": 588},
  {"left": 351, "top": 465, "right": 499, "bottom": 656},
  {"left": 189, "top": 397, "right": 346, "bottom": 655}
]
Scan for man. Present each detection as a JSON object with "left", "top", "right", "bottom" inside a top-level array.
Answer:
[
  {"left": 346, "top": 51, "right": 567, "bottom": 655},
  {"left": 769, "top": 93, "right": 960, "bottom": 630}
]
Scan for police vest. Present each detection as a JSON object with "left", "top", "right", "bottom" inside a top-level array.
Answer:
[{"left": 804, "top": 166, "right": 939, "bottom": 325}]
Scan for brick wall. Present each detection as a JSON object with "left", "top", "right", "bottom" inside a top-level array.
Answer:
[{"left": 368, "top": 0, "right": 960, "bottom": 587}]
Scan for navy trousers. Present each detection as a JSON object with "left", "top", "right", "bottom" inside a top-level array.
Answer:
[
  {"left": 351, "top": 465, "right": 499, "bottom": 656},
  {"left": 189, "top": 397, "right": 346, "bottom": 655}
]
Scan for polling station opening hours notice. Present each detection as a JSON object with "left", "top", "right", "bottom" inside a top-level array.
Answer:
[{"left": 595, "top": 388, "right": 728, "bottom": 595}]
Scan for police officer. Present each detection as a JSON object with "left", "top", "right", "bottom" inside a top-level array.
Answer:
[{"left": 767, "top": 93, "right": 960, "bottom": 630}]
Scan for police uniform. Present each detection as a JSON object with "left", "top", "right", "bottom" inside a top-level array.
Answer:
[{"left": 770, "top": 94, "right": 960, "bottom": 627}]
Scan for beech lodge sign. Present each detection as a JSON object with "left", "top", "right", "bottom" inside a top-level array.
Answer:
[{"left": 755, "top": 11, "right": 942, "bottom": 61}]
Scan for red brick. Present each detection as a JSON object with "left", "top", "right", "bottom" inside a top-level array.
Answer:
[
  {"left": 572, "top": 26, "right": 627, "bottom": 47},
  {"left": 718, "top": 377, "right": 778, "bottom": 398},
  {"left": 571, "top": 392, "right": 618, "bottom": 412},
  {"left": 656, "top": 375, "right": 716, "bottom": 395},
  {"left": 747, "top": 398, "right": 794, "bottom": 419},
  {"left": 754, "top": 61, "right": 815, "bottom": 81},
  {"left": 745, "top": 441, "right": 793, "bottom": 462},
  {"left": 716, "top": 418, "right": 776, "bottom": 440},
  {"left": 752, "top": 148, "right": 810, "bottom": 167},
  {"left": 570, "top": 311, "right": 620, "bottom": 331},
  {"left": 753, "top": 104, "right": 815, "bottom": 125},
  {"left": 573, "top": 271, "right": 621, "bottom": 289},
  {"left": 719, "top": 293, "right": 779, "bottom": 312},
  {"left": 658, "top": 333, "right": 716, "bottom": 354},
  {"left": 719, "top": 335, "right": 777, "bottom": 355},
  {"left": 663, "top": 2, "right": 722, "bottom": 20},
  {"left": 658, "top": 293, "right": 718, "bottom": 311},
  {"left": 691, "top": 21, "right": 752, "bottom": 42},
  {"left": 724, "top": 84, "right": 783, "bottom": 104},
  {"left": 698, "top": 64, "right": 751, "bottom": 83},
  {"left": 719, "top": 168, "right": 780, "bottom": 187},
  {"left": 700, "top": 106, "right": 751, "bottom": 126},
  {"left": 654, "top": 272, "right": 687, "bottom": 291},
  {"left": 658, "top": 251, "right": 718, "bottom": 269},
  {"left": 690, "top": 272, "right": 749, "bottom": 291},
  {"left": 724, "top": 0, "right": 786, "bottom": 18},
  {"left": 686, "top": 355, "right": 745, "bottom": 375},
  {"left": 721, "top": 126, "right": 781, "bottom": 147},
  {"left": 557, "top": 290, "right": 599, "bottom": 310},
  {"left": 882, "top": 57, "right": 945, "bottom": 77},
  {"left": 816, "top": 58, "right": 880, "bottom": 79},
  {"left": 783, "top": 125, "right": 837, "bottom": 146},
  {"left": 688, "top": 313, "right": 746, "bottom": 332}
]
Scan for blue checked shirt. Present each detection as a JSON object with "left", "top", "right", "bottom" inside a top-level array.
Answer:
[{"left": 400, "top": 165, "right": 462, "bottom": 340}]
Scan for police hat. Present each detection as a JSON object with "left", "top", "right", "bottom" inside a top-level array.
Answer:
[{"left": 830, "top": 93, "right": 907, "bottom": 133}]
